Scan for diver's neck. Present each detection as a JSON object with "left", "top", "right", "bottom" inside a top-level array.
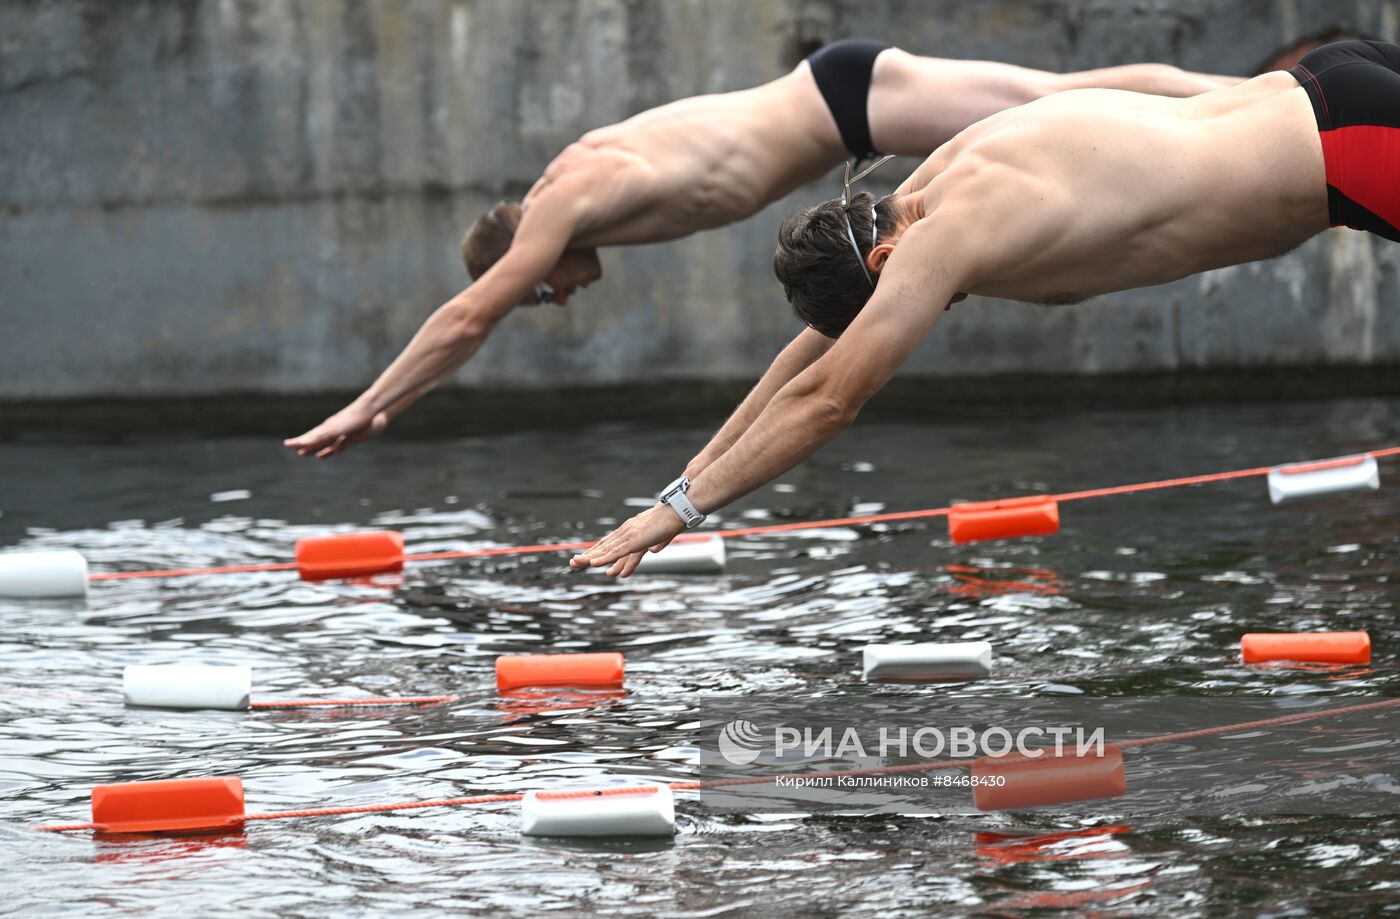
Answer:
[{"left": 893, "top": 194, "right": 924, "bottom": 227}]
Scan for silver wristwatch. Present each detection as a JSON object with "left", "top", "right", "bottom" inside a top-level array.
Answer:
[{"left": 657, "top": 474, "right": 706, "bottom": 529}]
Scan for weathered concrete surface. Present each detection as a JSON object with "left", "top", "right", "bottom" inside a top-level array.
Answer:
[{"left": 3, "top": 0, "right": 1400, "bottom": 400}]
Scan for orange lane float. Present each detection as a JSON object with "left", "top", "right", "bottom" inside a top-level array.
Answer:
[
  {"left": 294, "top": 530, "right": 405, "bottom": 581},
  {"left": 971, "top": 745, "right": 1126, "bottom": 811},
  {"left": 495, "top": 653, "right": 625, "bottom": 692},
  {"left": 92, "top": 777, "right": 246, "bottom": 834},
  {"left": 1240, "top": 631, "right": 1371, "bottom": 665},
  {"left": 948, "top": 496, "right": 1060, "bottom": 545}
]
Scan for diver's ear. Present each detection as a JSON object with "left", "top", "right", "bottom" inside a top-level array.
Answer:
[{"left": 868, "top": 243, "right": 897, "bottom": 275}]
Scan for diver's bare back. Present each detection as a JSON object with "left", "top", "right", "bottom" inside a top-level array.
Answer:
[
  {"left": 925, "top": 71, "right": 1329, "bottom": 303},
  {"left": 528, "top": 67, "right": 840, "bottom": 248}
]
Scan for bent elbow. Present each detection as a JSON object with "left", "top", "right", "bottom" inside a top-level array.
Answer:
[
  {"left": 812, "top": 391, "right": 861, "bottom": 432},
  {"left": 458, "top": 314, "right": 491, "bottom": 346},
  {"left": 442, "top": 298, "right": 490, "bottom": 345},
  {"left": 1126, "top": 63, "right": 1192, "bottom": 95}
]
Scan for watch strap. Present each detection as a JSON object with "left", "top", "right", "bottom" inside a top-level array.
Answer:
[{"left": 658, "top": 475, "right": 706, "bottom": 529}]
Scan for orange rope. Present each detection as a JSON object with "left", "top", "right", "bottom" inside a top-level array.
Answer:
[
  {"left": 1054, "top": 446, "right": 1400, "bottom": 503},
  {"left": 35, "top": 698, "right": 1396, "bottom": 832},
  {"left": 1117, "top": 697, "right": 1400, "bottom": 749},
  {"left": 33, "top": 821, "right": 97, "bottom": 832},
  {"left": 248, "top": 695, "right": 458, "bottom": 709},
  {"left": 89, "top": 561, "right": 298, "bottom": 581},
  {"left": 77, "top": 446, "right": 1400, "bottom": 583},
  {"left": 534, "top": 786, "right": 667, "bottom": 800},
  {"left": 407, "top": 541, "right": 595, "bottom": 562},
  {"left": 242, "top": 793, "right": 524, "bottom": 821}
]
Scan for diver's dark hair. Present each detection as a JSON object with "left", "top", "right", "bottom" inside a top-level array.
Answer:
[{"left": 773, "top": 191, "right": 900, "bottom": 338}]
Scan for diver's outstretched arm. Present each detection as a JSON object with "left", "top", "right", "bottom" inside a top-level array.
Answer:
[
  {"left": 1055, "top": 62, "right": 1239, "bottom": 96},
  {"left": 285, "top": 193, "right": 583, "bottom": 459},
  {"left": 684, "top": 327, "right": 834, "bottom": 479}
]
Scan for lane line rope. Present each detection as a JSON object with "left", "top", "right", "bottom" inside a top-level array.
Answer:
[
  {"left": 33, "top": 698, "right": 1398, "bottom": 831},
  {"left": 84, "top": 446, "right": 1400, "bottom": 582},
  {"left": 248, "top": 695, "right": 459, "bottom": 709}
]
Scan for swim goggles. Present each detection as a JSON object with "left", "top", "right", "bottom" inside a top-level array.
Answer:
[
  {"left": 484, "top": 211, "right": 559, "bottom": 306},
  {"left": 840, "top": 154, "right": 895, "bottom": 289}
]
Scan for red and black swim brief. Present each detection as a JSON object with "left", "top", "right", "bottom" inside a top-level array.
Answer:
[{"left": 1291, "top": 40, "right": 1400, "bottom": 242}]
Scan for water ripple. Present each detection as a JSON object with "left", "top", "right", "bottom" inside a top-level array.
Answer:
[{"left": 3, "top": 400, "right": 1400, "bottom": 915}]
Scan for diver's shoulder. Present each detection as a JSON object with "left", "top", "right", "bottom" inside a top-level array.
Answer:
[{"left": 545, "top": 139, "right": 650, "bottom": 178}]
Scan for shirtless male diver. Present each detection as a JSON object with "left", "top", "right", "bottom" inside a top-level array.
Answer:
[
  {"left": 285, "top": 39, "right": 1233, "bottom": 457},
  {"left": 571, "top": 40, "right": 1399, "bottom": 577}
]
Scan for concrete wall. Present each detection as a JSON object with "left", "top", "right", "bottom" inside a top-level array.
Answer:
[{"left": 3, "top": 0, "right": 1400, "bottom": 399}]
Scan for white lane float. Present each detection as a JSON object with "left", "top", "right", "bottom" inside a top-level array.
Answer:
[
  {"left": 862, "top": 642, "right": 994, "bottom": 682},
  {"left": 635, "top": 534, "right": 726, "bottom": 574},
  {"left": 0, "top": 550, "right": 88, "bottom": 598},
  {"left": 123, "top": 665, "right": 253, "bottom": 711},
  {"left": 1267, "top": 454, "right": 1379, "bottom": 504},
  {"left": 520, "top": 785, "right": 676, "bottom": 837}
]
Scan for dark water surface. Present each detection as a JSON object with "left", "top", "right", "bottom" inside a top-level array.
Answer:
[{"left": 2, "top": 396, "right": 1398, "bottom": 916}]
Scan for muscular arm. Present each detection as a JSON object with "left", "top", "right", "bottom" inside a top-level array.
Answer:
[
  {"left": 875, "top": 55, "right": 1238, "bottom": 156},
  {"left": 285, "top": 188, "right": 584, "bottom": 458},
  {"left": 683, "top": 327, "right": 834, "bottom": 479},
  {"left": 1053, "top": 62, "right": 1240, "bottom": 96}
]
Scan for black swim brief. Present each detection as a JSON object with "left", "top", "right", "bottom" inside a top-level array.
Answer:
[{"left": 807, "top": 37, "right": 892, "bottom": 160}]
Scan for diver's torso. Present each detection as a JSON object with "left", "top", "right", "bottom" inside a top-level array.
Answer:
[
  {"left": 537, "top": 66, "right": 846, "bottom": 248},
  {"left": 949, "top": 72, "right": 1329, "bottom": 303}
]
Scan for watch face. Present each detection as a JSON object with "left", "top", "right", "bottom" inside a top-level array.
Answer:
[{"left": 660, "top": 476, "right": 688, "bottom": 502}]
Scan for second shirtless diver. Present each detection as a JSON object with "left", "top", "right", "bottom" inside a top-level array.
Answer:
[
  {"left": 285, "top": 39, "right": 1232, "bottom": 457},
  {"left": 572, "top": 40, "right": 1400, "bottom": 576}
]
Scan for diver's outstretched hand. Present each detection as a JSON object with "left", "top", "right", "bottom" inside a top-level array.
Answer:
[
  {"left": 569, "top": 505, "right": 685, "bottom": 578},
  {"left": 284, "top": 404, "right": 389, "bottom": 459}
]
